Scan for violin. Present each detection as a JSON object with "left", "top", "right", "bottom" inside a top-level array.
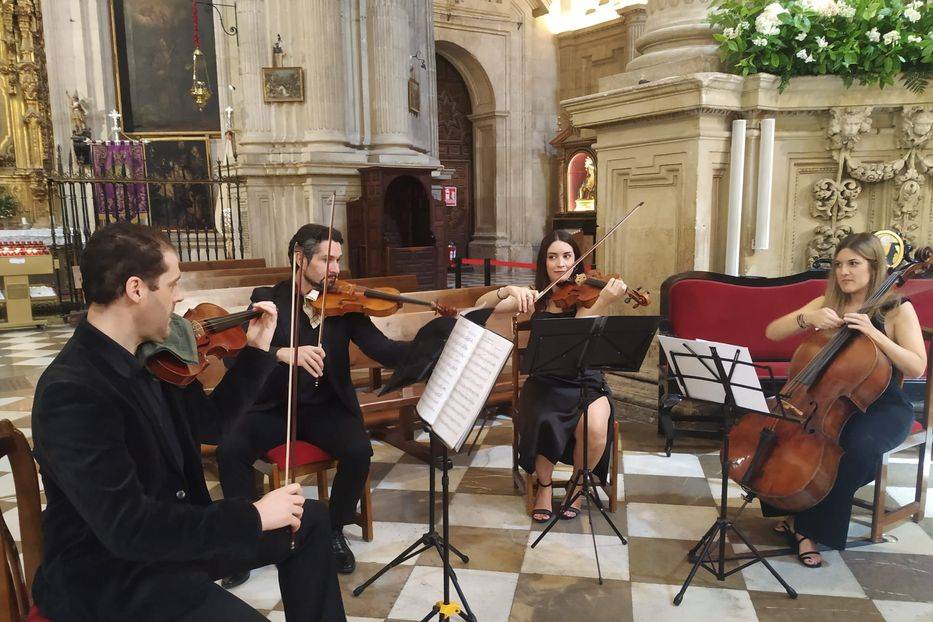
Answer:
[
  {"left": 550, "top": 271, "right": 651, "bottom": 310},
  {"left": 146, "top": 303, "right": 260, "bottom": 387},
  {"left": 727, "top": 247, "right": 932, "bottom": 512},
  {"left": 308, "top": 279, "right": 457, "bottom": 317}
]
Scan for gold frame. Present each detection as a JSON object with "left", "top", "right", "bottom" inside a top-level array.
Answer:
[
  {"left": 141, "top": 135, "right": 215, "bottom": 232},
  {"left": 108, "top": 0, "right": 222, "bottom": 138},
  {"left": 261, "top": 67, "right": 305, "bottom": 103}
]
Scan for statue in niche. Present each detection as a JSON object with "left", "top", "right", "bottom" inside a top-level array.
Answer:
[
  {"left": 68, "top": 91, "right": 90, "bottom": 137},
  {"left": 900, "top": 105, "right": 933, "bottom": 150},
  {"left": 577, "top": 156, "right": 596, "bottom": 201},
  {"left": 827, "top": 106, "right": 873, "bottom": 152}
]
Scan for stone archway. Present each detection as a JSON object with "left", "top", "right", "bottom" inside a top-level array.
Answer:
[{"left": 434, "top": 40, "right": 499, "bottom": 259}]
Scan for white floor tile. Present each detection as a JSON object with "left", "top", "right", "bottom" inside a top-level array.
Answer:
[
  {"left": 388, "top": 565, "right": 518, "bottom": 622},
  {"left": 873, "top": 599, "right": 933, "bottom": 622},
  {"left": 468, "top": 444, "right": 514, "bottom": 469},
  {"left": 740, "top": 550, "right": 866, "bottom": 598},
  {"left": 521, "top": 530, "right": 629, "bottom": 580},
  {"left": 351, "top": 521, "right": 434, "bottom": 566},
  {"left": 220, "top": 563, "right": 281, "bottom": 610},
  {"left": 631, "top": 581, "right": 759, "bottom": 622},
  {"left": 623, "top": 452, "right": 705, "bottom": 478},
  {"left": 376, "top": 462, "right": 467, "bottom": 492}
]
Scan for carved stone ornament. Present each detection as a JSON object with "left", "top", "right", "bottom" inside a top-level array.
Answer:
[
  {"left": 900, "top": 105, "right": 933, "bottom": 150},
  {"left": 808, "top": 176, "right": 861, "bottom": 266},
  {"left": 846, "top": 154, "right": 906, "bottom": 184},
  {"left": 892, "top": 168, "right": 922, "bottom": 242},
  {"left": 826, "top": 106, "right": 873, "bottom": 152}
]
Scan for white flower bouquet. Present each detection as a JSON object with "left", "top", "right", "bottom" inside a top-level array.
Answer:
[{"left": 708, "top": 0, "right": 931, "bottom": 92}]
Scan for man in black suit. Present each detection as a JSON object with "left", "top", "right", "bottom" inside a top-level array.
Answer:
[
  {"left": 217, "top": 224, "right": 409, "bottom": 577},
  {"left": 31, "top": 223, "right": 346, "bottom": 621}
]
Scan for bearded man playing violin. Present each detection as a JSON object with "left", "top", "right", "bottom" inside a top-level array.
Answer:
[
  {"left": 30, "top": 223, "right": 346, "bottom": 622},
  {"left": 217, "top": 223, "right": 410, "bottom": 579}
]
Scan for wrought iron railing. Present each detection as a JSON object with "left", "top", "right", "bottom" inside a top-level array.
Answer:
[{"left": 47, "top": 147, "right": 247, "bottom": 311}]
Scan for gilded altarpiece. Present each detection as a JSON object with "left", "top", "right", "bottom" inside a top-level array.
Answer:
[{"left": 0, "top": 0, "right": 52, "bottom": 226}]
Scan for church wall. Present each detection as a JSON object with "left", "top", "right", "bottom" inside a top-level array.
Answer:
[
  {"left": 433, "top": 0, "right": 559, "bottom": 263},
  {"left": 566, "top": 74, "right": 933, "bottom": 316}
]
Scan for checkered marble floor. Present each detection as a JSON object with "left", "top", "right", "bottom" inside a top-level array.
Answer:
[{"left": 2, "top": 325, "right": 933, "bottom": 622}]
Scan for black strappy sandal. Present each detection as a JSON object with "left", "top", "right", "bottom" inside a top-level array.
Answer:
[
  {"left": 532, "top": 480, "right": 554, "bottom": 523},
  {"left": 560, "top": 483, "right": 583, "bottom": 520},
  {"left": 793, "top": 532, "right": 823, "bottom": 569}
]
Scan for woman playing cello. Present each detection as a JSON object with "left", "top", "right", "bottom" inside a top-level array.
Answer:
[
  {"left": 762, "top": 232, "right": 927, "bottom": 567},
  {"left": 475, "top": 230, "right": 628, "bottom": 522}
]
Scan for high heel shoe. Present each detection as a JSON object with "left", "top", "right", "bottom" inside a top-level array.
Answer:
[{"left": 532, "top": 480, "right": 554, "bottom": 523}]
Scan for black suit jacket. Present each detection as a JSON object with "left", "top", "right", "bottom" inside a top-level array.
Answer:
[
  {"left": 250, "top": 280, "right": 409, "bottom": 417},
  {"left": 31, "top": 321, "right": 277, "bottom": 621}
]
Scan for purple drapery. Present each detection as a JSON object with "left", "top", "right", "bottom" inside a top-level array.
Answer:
[{"left": 91, "top": 141, "right": 149, "bottom": 221}]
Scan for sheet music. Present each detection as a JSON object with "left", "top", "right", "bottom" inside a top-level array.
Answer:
[
  {"left": 416, "top": 317, "right": 485, "bottom": 425},
  {"left": 658, "top": 335, "right": 769, "bottom": 413},
  {"left": 418, "top": 316, "right": 513, "bottom": 450}
]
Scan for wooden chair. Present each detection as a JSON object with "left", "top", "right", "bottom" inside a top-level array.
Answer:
[
  {"left": 0, "top": 420, "right": 51, "bottom": 622},
  {"left": 510, "top": 317, "right": 620, "bottom": 515},
  {"left": 255, "top": 441, "right": 374, "bottom": 542},
  {"left": 853, "top": 327, "right": 932, "bottom": 542}
]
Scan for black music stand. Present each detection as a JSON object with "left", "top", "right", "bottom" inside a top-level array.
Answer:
[
  {"left": 525, "top": 315, "right": 659, "bottom": 584},
  {"left": 663, "top": 340, "right": 797, "bottom": 605}
]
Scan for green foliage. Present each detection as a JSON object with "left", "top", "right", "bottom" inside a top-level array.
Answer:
[
  {"left": 708, "top": 0, "right": 931, "bottom": 93},
  {"left": 0, "top": 187, "right": 18, "bottom": 220}
]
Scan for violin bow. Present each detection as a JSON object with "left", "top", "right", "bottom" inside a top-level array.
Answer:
[
  {"left": 315, "top": 192, "right": 338, "bottom": 351},
  {"left": 284, "top": 246, "right": 302, "bottom": 550},
  {"left": 534, "top": 201, "right": 645, "bottom": 303}
]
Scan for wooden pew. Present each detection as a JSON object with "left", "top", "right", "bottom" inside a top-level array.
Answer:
[{"left": 180, "top": 258, "right": 266, "bottom": 271}]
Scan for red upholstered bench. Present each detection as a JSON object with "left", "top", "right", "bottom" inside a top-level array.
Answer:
[
  {"left": 256, "top": 440, "right": 374, "bottom": 541},
  {"left": 657, "top": 269, "right": 827, "bottom": 454}
]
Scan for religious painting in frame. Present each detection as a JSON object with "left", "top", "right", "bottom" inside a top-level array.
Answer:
[
  {"left": 261, "top": 67, "right": 305, "bottom": 103},
  {"left": 144, "top": 138, "right": 215, "bottom": 230},
  {"left": 110, "top": 0, "right": 221, "bottom": 134}
]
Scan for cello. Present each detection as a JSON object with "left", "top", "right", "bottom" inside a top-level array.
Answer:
[{"left": 727, "top": 247, "right": 932, "bottom": 512}]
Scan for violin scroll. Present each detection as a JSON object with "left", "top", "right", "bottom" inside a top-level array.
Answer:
[{"left": 623, "top": 286, "right": 651, "bottom": 309}]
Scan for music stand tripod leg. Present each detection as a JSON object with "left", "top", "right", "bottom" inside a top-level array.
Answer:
[{"left": 354, "top": 431, "right": 471, "bottom": 599}]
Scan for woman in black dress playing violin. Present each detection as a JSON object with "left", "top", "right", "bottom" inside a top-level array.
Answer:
[
  {"left": 763, "top": 232, "right": 927, "bottom": 567},
  {"left": 475, "top": 230, "right": 627, "bottom": 522}
]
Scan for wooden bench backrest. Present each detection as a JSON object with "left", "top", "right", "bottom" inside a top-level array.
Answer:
[
  {"left": 180, "top": 258, "right": 266, "bottom": 272},
  {"left": 0, "top": 420, "right": 41, "bottom": 622}
]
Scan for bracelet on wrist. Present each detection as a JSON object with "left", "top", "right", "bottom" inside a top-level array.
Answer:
[
  {"left": 496, "top": 287, "right": 508, "bottom": 300},
  {"left": 796, "top": 313, "right": 809, "bottom": 329}
]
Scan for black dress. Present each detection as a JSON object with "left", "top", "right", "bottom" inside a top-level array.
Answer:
[
  {"left": 516, "top": 309, "right": 614, "bottom": 484},
  {"left": 761, "top": 312, "right": 915, "bottom": 549}
]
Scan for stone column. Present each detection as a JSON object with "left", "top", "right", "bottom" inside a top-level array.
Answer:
[
  {"left": 623, "top": 0, "right": 720, "bottom": 82},
  {"left": 366, "top": 0, "right": 412, "bottom": 152},
  {"left": 296, "top": 0, "right": 348, "bottom": 146},
  {"left": 618, "top": 5, "right": 647, "bottom": 70}
]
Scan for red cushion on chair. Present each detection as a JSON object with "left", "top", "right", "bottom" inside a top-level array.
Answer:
[
  {"left": 265, "top": 441, "right": 333, "bottom": 469},
  {"left": 26, "top": 605, "right": 52, "bottom": 622},
  {"left": 911, "top": 420, "right": 923, "bottom": 434}
]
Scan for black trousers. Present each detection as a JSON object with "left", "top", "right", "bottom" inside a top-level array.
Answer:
[
  {"left": 180, "top": 499, "right": 345, "bottom": 622},
  {"left": 218, "top": 404, "right": 373, "bottom": 530},
  {"left": 761, "top": 383, "right": 914, "bottom": 549}
]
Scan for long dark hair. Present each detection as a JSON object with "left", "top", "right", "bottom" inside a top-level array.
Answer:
[{"left": 534, "top": 230, "right": 584, "bottom": 311}]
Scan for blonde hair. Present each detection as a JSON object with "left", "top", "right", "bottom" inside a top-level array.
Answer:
[{"left": 823, "top": 232, "right": 899, "bottom": 319}]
